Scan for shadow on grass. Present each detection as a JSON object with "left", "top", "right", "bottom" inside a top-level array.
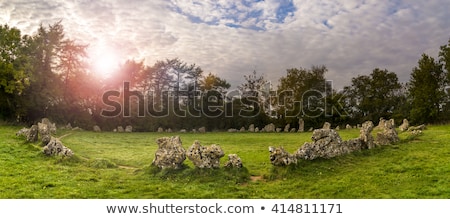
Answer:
[{"left": 140, "top": 164, "right": 251, "bottom": 184}]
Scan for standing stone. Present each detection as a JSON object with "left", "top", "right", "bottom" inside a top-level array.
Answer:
[
  {"left": 268, "top": 146, "right": 297, "bottom": 166},
  {"left": 224, "top": 154, "right": 243, "bottom": 168},
  {"left": 191, "top": 129, "right": 197, "bottom": 133},
  {"left": 323, "top": 122, "right": 331, "bottom": 129},
  {"left": 335, "top": 126, "right": 340, "bottom": 131},
  {"left": 264, "top": 123, "right": 275, "bottom": 132},
  {"left": 359, "top": 121, "right": 375, "bottom": 149},
  {"left": 290, "top": 128, "right": 297, "bottom": 132},
  {"left": 408, "top": 124, "right": 426, "bottom": 131},
  {"left": 180, "top": 129, "right": 187, "bottom": 133},
  {"left": 255, "top": 127, "right": 260, "bottom": 132},
  {"left": 198, "top": 127, "right": 206, "bottom": 133},
  {"left": 38, "top": 122, "right": 51, "bottom": 146},
  {"left": 41, "top": 118, "right": 56, "bottom": 134},
  {"left": 298, "top": 119, "right": 304, "bottom": 132},
  {"left": 43, "top": 137, "right": 74, "bottom": 157},
  {"left": 308, "top": 127, "right": 313, "bottom": 132},
  {"left": 157, "top": 127, "right": 164, "bottom": 133},
  {"left": 284, "top": 124, "right": 290, "bottom": 132},
  {"left": 93, "top": 125, "right": 101, "bottom": 132},
  {"left": 248, "top": 124, "right": 255, "bottom": 132},
  {"left": 16, "top": 127, "right": 29, "bottom": 137},
  {"left": 125, "top": 125, "right": 133, "bottom": 133},
  {"left": 375, "top": 118, "right": 399, "bottom": 145},
  {"left": 26, "top": 125, "right": 39, "bottom": 142},
  {"left": 399, "top": 119, "right": 409, "bottom": 132},
  {"left": 166, "top": 128, "right": 173, "bottom": 133},
  {"left": 228, "top": 128, "right": 237, "bottom": 133},
  {"left": 346, "top": 124, "right": 352, "bottom": 129},
  {"left": 152, "top": 136, "right": 186, "bottom": 169},
  {"left": 186, "top": 140, "right": 224, "bottom": 169},
  {"left": 240, "top": 127, "right": 246, "bottom": 132},
  {"left": 276, "top": 128, "right": 282, "bottom": 133},
  {"left": 375, "top": 118, "right": 387, "bottom": 130},
  {"left": 117, "top": 126, "right": 124, "bottom": 133},
  {"left": 389, "top": 119, "right": 395, "bottom": 127},
  {"left": 65, "top": 123, "right": 72, "bottom": 130},
  {"left": 295, "top": 129, "right": 345, "bottom": 160}
]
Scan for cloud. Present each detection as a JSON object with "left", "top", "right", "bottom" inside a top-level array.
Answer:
[{"left": 1, "top": 0, "right": 450, "bottom": 90}]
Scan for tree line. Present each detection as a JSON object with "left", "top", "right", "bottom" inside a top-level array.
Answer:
[{"left": 1, "top": 22, "right": 450, "bottom": 131}]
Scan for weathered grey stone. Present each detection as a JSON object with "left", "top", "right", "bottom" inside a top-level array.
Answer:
[
  {"left": 308, "top": 127, "right": 313, "bottom": 132},
  {"left": 399, "top": 119, "right": 409, "bottom": 132},
  {"left": 408, "top": 124, "right": 426, "bottom": 131},
  {"left": 27, "top": 125, "right": 39, "bottom": 142},
  {"left": 240, "top": 127, "right": 246, "bottom": 132},
  {"left": 284, "top": 124, "right": 290, "bottom": 132},
  {"left": 375, "top": 118, "right": 386, "bottom": 130},
  {"left": 72, "top": 127, "right": 82, "bottom": 131},
  {"left": 117, "top": 126, "right": 124, "bottom": 133},
  {"left": 186, "top": 140, "right": 224, "bottom": 169},
  {"left": 375, "top": 118, "right": 399, "bottom": 145},
  {"left": 41, "top": 118, "right": 56, "bottom": 134},
  {"left": 346, "top": 124, "right": 352, "bottom": 129},
  {"left": 290, "top": 128, "right": 296, "bottom": 132},
  {"left": 65, "top": 123, "right": 72, "bottom": 130},
  {"left": 295, "top": 129, "right": 349, "bottom": 160},
  {"left": 93, "top": 125, "right": 101, "bottom": 132},
  {"left": 269, "top": 146, "right": 297, "bottom": 166},
  {"left": 180, "top": 129, "right": 187, "bottom": 133},
  {"left": 248, "top": 124, "right": 255, "bottom": 132},
  {"left": 276, "top": 128, "right": 282, "bottom": 133},
  {"left": 335, "top": 126, "right": 340, "bottom": 130},
  {"left": 228, "top": 128, "right": 238, "bottom": 133},
  {"left": 38, "top": 122, "right": 51, "bottom": 146},
  {"left": 295, "top": 121, "right": 376, "bottom": 161},
  {"left": 125, "top": 125, "right": 133, "bottom": 133},
  {"left": 360, "top": 121, "right": 375, "bottom": 149},
  {"left": 43, "top": 137, "right": 74, "bottom": 157},
  {"left": 264, "top": 123, "right": 276, "bottom": 132},
  {"left": 322, "top": 122, "right": 331, "bottom": 130},
  {"left": 224, "top": 154, "right": 243, "bottom": 168},
  {"left": 166, "top": 128, "right": 173, "bottom": 133},
  {"left": 198, "top": 127, "right": 206, "bottom": 133},
  {"left": 16, "top": 127, "right": 29, "bottom": 137},
  {"left": 113, "top": 129, "right": 117, "bottom": 132},
  {"left": 152, "top": 136, "right": 186, "bottom": 169},
  {"left": 255, "top": 127, "right": 260, "bottom": 132},
  {"left": 192, "top": 129, "right": 197, "bottom": 133},
  {"left": 298, "top": 118, "right": 304, "bottom": 132},
  {"left": 157, "top": 127, "right": 164, "bottom": 133}
]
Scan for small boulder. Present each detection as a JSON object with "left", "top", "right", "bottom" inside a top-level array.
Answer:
[{"left": 224, "top": 154, "right": 243, "bottom": 168}]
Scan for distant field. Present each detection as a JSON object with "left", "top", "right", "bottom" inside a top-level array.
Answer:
[{"left": 0, "top": 125, "right": 449, "bottom": 198}]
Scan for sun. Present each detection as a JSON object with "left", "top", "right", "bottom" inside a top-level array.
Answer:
[{"left": 90, "top": 45, "right": 120, "bottom": 78}]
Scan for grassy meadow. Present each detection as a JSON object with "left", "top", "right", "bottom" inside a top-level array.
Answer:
[{"left": 0, "top": 124, "right": 449, "bottom": 199}]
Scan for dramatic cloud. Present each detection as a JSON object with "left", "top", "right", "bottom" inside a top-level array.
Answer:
[{"left": 1, "top": 0, "right": 449, "bottom": 89}]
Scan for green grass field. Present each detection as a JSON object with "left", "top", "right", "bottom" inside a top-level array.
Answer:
[{"left": 0, "top": 124, "right": 449, "bottom": 199}]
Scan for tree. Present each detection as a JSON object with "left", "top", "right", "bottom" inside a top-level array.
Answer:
[
  {"left": 408, "top": 54, "right": 446, "bottom": 124},
  {"left": 276, "top": 65, "right": 330, "bottom": 128},
  {"left": 343, "top": 68, "right": 403, "bottom": 123},
  {"left": 0, "top": 24, "right": 30, "bottom": 120},
  {"left": 199, "top": 72, "right": 230, "bottom": 92},
  {"left": 439, "top": 38, "right": 450, "bottom": 78},
  {"left": 237, "top": 70, "right": 270, "bottom": 114}
]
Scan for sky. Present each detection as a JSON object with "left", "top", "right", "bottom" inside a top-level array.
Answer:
[{"left": 1, "top": 0, "right": 449, "bottom": 90}]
